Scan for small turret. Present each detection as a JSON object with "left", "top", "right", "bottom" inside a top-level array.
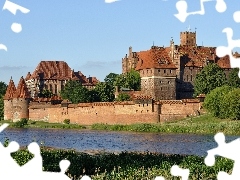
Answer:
[
  {"left": 12, "top": 76, "right": 32, "bottom": 122},
  {"left": 3, "top": 77, "right": 16, "bottom": 120}
]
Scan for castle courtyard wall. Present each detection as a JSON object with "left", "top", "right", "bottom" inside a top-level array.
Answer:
[{"left": 28, "top": 101, "right": 201, "bottom": 125}]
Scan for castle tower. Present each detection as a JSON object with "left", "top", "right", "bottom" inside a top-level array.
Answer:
[
  {"left": 122, "top": 46, "right": 138, "bottom": 73},
  {"left": 3, "top": 77, "right": 16, "bottom": 120},
  {"left": 180, "top": 30, "right": 196, "bottom": 46},
  {"left": 11, "top": 76, "right": 32, "bottom": 122}
]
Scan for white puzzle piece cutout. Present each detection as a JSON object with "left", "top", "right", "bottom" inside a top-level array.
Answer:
[
  {"left": 155, "top": 165, "right": 190, "bottom": 180},
  {"left": 216, "top": 11, "right": 240, "bottom": 78},
  {"left": 205, "top": 132, "right": 240, "bottom": 180},
  {"left": 175, "top": 0, "right": 227, "bottom": 22}
]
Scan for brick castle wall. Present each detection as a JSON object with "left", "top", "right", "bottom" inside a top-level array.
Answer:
[{"left": 28, "top": 100, "right": 200, "bottom": 125}]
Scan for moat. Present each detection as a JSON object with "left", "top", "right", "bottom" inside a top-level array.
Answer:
[{"left": 0, "top": 128, "right": 238, "bottom": 157}]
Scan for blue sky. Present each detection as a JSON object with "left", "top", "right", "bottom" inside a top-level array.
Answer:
[{"left": 0, "top": 0, "right": 239, "bottom": 84}]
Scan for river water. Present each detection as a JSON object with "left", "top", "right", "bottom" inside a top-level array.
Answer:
[{"left": 0, "top": 128, "right": 238, "bottom": 157}]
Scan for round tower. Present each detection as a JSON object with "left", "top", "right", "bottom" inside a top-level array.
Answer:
[
  {"left": 12, "top": 77, "right": 31, "bottom": 122},
  {"left": 3, "top": 77, "right": 16, "bottom": 120}
]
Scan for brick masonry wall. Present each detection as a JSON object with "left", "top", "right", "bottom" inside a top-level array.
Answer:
[{"left": 28, "top": 101, "right": 200, "bottom": 125}]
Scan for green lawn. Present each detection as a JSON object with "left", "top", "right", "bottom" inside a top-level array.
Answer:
[{"left": 2, "top": 112, "right": 240, "bottom": 135}]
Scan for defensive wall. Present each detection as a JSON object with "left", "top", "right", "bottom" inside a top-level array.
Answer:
[{"left": 27, "top": 99, "right": 201, "bottom": 125}]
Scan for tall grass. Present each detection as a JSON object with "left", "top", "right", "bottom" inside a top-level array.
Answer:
[
  {"left": 11, "top": 148, "right": 233, "bottom": 180},
  {"left": 91, "top": 113, "right": 240, "bottom": 135}
]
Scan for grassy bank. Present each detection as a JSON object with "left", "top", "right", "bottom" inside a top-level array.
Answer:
[
  {"left": 0, "top": 119, "right": 86, "bottom": 129},
  {"left": 91, "top": 113, "right": 240, "bottom": 135},
  {"left": 11, "top": 147, "right": 233, "bottom": 180},
  {"left": 2, "top": 113, "right": 240, "bottom": 135}
]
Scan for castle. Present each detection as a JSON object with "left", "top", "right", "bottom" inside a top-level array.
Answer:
[
  {"left": 25, "top": 61, "right": 99, "bottom": 98},
  {"left": 3, "top": 30, "right": 233, "bottom": 124},
  {"left": 3, "top": 76, "right": 201, "bottom": 124},
  {"left": 122, "top": 30, "right": 231, "bottom": 100}
]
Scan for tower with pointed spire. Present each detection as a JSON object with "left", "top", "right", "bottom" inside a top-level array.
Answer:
[{"left": 4, "top": 76, "right": 32, "bottom": 121}]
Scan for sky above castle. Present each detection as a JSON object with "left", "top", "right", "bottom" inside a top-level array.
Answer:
[{"left": 0, "top": 0, "right": 239, "bottom": 84}]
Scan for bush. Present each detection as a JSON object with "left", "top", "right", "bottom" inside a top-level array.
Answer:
[
  {"left": 115, "top": 93, "right": 131, "bottom": 101},
  {"left": 12, "top": 118, "right": 28, "bottom": 128},
  {"left": 203, "top": 85, "right": 233, "bottom": 118},
  {"left": 222, "top": 88, "right": 240, "bottom": 120},
  {"left": 63, "top": 119, "right": 70, "bottom": 124}
]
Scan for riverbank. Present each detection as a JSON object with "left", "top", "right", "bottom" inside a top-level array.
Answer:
[
  {"left": 12, "top": 146, "right": 232, "bottom": 180},
  {"left": 1, "top": 113, "right": 240, "bottom": 135}
]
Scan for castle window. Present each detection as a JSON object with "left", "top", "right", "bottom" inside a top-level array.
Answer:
[
  {"left": 55, "top": 84, "right": 57, "bottom": 94},
  {"left": 160, "top": 81, "right": 162, "bottom": 83},
  {"left": 50, "top": 84, "right": 53, "bottom": 92},
  {"left": 170, "top": 70, "right": 172, "bottom": 73},
  {"left": 168, "top": 81, "right": 171, "bottom": 84},
  {"left": 187, "top": 75, "right": 188, "bottom": 81},
  {"left": 158, "top": 69, "right": 160, "bottom": 73},
  {"left": 164, "top": 70, "right": 166, "bottom": 73},
  {"left": 191, "top": 75, "right": 192, "bottom": 81}
]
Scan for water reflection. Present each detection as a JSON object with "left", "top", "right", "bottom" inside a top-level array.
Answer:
[{"left": 0, "top": 128, "right": 239, "bottom": 157}]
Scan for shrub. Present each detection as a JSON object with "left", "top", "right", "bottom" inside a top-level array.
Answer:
[
  {"left": 63, "top": 119, "right": 70, "bottom": 124},
  {"left": 12, "top": 118, "right": 28, "bottom": 128},
  {"left": 203, "top": 85, "right": 233, "bottom": 118},
  {"left": 115, "top": 93, "right": 131, "bottom": 101}
]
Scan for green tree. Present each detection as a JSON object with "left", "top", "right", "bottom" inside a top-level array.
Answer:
[
  {"left": 193, "top": 63, "right": 227, "bottom": 97},
  {"left": 0, "top": 81, "right": 7, "bottom": 120},
  {"left": 0, "top": 81, "right": 7, "bottom": 96},
  {"left": 228, "top": 68, "right": 240, "bottom": 88},
  {"left": 203, "top": 85, "right": 233, "bottom": 118},
  {"left": 94, "top": 82, "right": 115, "bottom": 102},
  {"left": 104, "top": 73, "right": 119, "bottom": 87},
  {"left": 125, "top": 69, "right": 141, "bottom": 91},
  {"left": 60, "top": 80, "right": 90, "bottom": 103},
  {"left": 222, "top": 88, "right": 240, "bottom": 120},
  {"left": 0, "top": 96, "right": 3, "bottom": 120},
  {"left": 39, "top": 89, "right": 53, "bottom": 98},
  {"left": 88, "top": 89, "right": 101, "bottom": 102},
  {"left": 114, "top": 69, "right": 141, "bottom": 91},
  {"left": 115, "top": 93, "right": 131, "bottom": 101}
]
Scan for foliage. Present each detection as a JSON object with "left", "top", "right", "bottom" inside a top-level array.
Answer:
[
  {"left": 39, "top": 89, "right": 54, "bottom": 98},
  {"left": 12, "top": 118, "right": 28, "bottom": 128},
  {"left": 124, "top": 69, "right": 141, "bottom": 91},
  {"left": 228, "top": 68, "right": 240, "bottom": 88},
  {"left": 94, "top": 82, "right": 115, "bottom": 102},
  {"left": 60, "top": 80, "right": 90, "bottom": 103},
  {"left": 115, "top": 93, "right": 131, "bottom": 101},
  {"left": 114, "top": 69, "right": 141, "bottom": 91},
  {"left": 104, "top": 73, "right": 119, "bottom": 87},
  {"left": 0, "top": 81, "right": 7, "bottom": 121},
  {"left": 91, "top": 113, "right": 240, "bottom": 135},
  {"left": 193, "top": 63, "right": 227, "bottom": 97},
  {"left": 203, "top": 85, "right": 233, "bottom": 118},
  {"left": 10, "top": 148, "right": 233, "bottom": 179},
  {"left": 221, "top": 88, "right": 240, "bottom": 120},
  {"left": 0, "top": 81, "right": 7, "bottom": 96},
  {"left": 63, "top": 119, "right": 70, "bottom": 124},
  {"left": 0, "top": 96, "right": 3, "bottom": 120},
  {"left": 88, "top": 89, "right": 101, "bottom": 102}
]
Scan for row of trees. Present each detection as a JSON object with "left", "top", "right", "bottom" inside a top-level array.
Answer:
[
  {"left": 194, "top": 63, "right": 240, "bottom": 120},
  {"left": 203, "top": 85, "right": 240, "bottom": 120},
  {"left": 194, "top": 63, "right": 240, "bottom": 97},
  {"left": 0, "top": 82, "right": 7, "bottom": 120},
  {"left": 60, "top": 69, "right": 141, "bottom": 103}
]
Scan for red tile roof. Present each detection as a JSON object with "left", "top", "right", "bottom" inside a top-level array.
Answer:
[
  {"left": 30, "top": 61, "right": 72, "bottom": 80},
  {"left": 178, "top": 46, "right": 231, "bottom": 68},
  {"left": 135, "top": 46, "right": 178, "bottom": 70},
  {"left": 4, "top": 78, "right": 16, "bottom": 100},
  {"left": 28, "top": 61, "right": 99, "bottom": 85},
  {"left": 13, "top": 77, "right": 31, "bottom": 98}
]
